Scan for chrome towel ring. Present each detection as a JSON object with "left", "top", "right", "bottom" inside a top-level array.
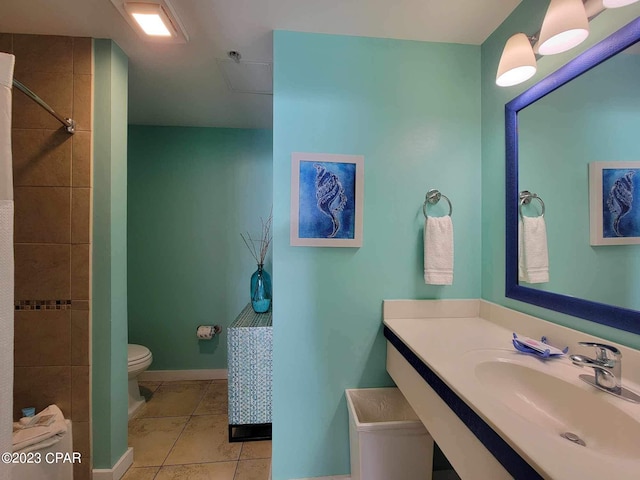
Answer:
[
  {"left": 519, "top": 190, "right": 545, "bottom": 218},
  {"left": 423, "top": 189, "right": 452, "bottom": 218}
]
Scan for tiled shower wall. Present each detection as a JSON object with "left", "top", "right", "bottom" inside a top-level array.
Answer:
[{"left": 0, "top": 34, "right": 92, "bottom": 480}]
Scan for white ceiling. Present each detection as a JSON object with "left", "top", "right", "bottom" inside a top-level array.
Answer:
[{"left": 0, "top": 0, "right": 521, "bottom": 129}]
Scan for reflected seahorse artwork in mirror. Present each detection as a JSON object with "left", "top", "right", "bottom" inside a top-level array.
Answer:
[{"left": 505, "top": 16, "right": 640, "bottom": 335}]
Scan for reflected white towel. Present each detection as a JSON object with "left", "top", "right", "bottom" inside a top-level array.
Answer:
[
  {"left": 12, "top": 405, "right": 67, "bottom": 453},
  {"left": 424, "top": 216, "right": 454, "bottom": 285},
  {"left": 519, "top": 216, "right": 549, "bottom": 283}
]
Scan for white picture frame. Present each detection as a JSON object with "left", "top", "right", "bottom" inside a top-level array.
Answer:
[
  {"left": 589, "top": 161, "right": 640, "bottom": 246},
  {"left": 290, "top": 152, "right": 364, "bottom": 247}
]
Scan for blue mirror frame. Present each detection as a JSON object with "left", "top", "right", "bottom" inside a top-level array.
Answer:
[{"left": 505, "top": 16, "right": 640, "bottom": 334}]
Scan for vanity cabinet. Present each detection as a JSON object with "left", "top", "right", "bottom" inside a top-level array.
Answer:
[{"left": 227, "top": 303, "right": 272, "bottom": 442}]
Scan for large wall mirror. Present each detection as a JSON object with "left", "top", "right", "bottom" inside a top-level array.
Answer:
[{"left": 505, "top": 16, "right": 640, "bottom": 334}]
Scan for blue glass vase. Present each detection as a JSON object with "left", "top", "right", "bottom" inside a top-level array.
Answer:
[{"left": 250, "top": 264, "right": 272, "bottom": 313}]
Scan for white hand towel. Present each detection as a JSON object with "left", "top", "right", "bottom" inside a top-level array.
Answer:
[
  {"left": 519, "top": 216, "right": 549, "bottom": 284},
  {"left": 12, "top": 404, "right": 67, "bottom": 453},
  {"left": 424, "top": 216, "right": 454, "bottom": 285}
]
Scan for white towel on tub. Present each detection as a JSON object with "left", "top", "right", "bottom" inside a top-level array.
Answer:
[
  {"left": 424, "top": 216, "right": 454, "bottom": 285},
  {"left": 12, "top": 405, "right": 67, "bottom": 453},
  {"left": 519, "top": 215, "right": 549, "bottom": 283}
]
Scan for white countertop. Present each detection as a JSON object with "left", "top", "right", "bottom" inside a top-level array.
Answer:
[{"left": 383, "top": 300, "right": 640, "bottom": 480}]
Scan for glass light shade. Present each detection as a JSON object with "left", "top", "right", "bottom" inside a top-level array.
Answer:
[
  {"left": 603, "top": 0, "right": 639, "bottom": 6},
  {"left": 538, "top": 0, "right": 589, "bottom": 55},
  {"left": 124, "top": 3, "right": 175, "bottom": 37},
  {"left": 496, "top": 33, "right": 537, "bottom": 87}
]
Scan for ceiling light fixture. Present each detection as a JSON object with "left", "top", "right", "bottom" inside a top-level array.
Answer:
[
  {"left": 127, "top": 7, "right": 172, "bottom": 36},
  {"left": 111, "top": 0, "right": 189, "bottom": 43},
  {"left": 496, "top": 33, "right": 538, "bottom": 87},
  {"left": 538, "top": 0, "right": 590, "bottom": 55}
]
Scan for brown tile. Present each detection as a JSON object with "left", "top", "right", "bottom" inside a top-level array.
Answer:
[
  {"left": 234, "top": 459, "right": 270, "bottom": 480},
  {"left": 14, "top": 244, "right": 70, "bottom": 301},
  {"left": 71, "top": 244, "right": 90, "bottom": 300},
  {"left": 73, "top": 38, "right": 92, "bottom": 75},
  {"left": 12, "top": 129, "right": 72, "bottom": 187},
  {"left": 74, "top": 461, "right": 91, "bottom": 480},
  {"left": 71, "top": 188, "right": 90, "bottom": 243},
  {"left": 240, "top": 440, "right": 272, "bottom": 460},
  {"left": 155, "top": 462, "right": 236, "bottom": 480},
  {"left": 71, "top": 366, "right": 90, "bottom": 422},
  {"left": 72, "top": 300, "right": 89, "bottom": 310},
  {"left": 71, "top": 309, "right": 90, "bottom": 365},
  {"left": 14, "top": 310, "right": 71, "bottom": 367},
  {"left": 137, "top": 382, "right": 209, "bottom": 418},
  {"left": 122, "top": 467, "right": 160, "bottom": 480},
  {"left": 194, "top": 381, "right": 228, "bottom": 415},
  {"left": 73, "top": 74, "right": 92, "bottom": 131},
  {"left": 72, "top": 421, "right": 91, "bottom": 480},
  {"left": 0, "top": 33, "right": 12, "bottom": 54},
  {"left": 12, "top": 70, "right": 73, "bottom": 130},
  {"left": 164, "top": 415, "right": 242, "bottom": 465},
  {"left": 13, "top": 34, "right": 73, "bottom": 74},
  {"left": 72, "top": 130, "right": 91, "bottom": 187},
  {"left": 14, "top": 186, "right": 71, "bottom": 243},
  {"left": 128, "top": 416, "right": 189, "bottom": 467},
  {"left": 13, "top": 366, "right": 71, "bottom": 420}
]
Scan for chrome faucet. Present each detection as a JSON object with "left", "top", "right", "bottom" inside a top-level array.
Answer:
[
  {"left": 570, "top": 342, "right": 621, "bottom": 391},
  {"left": 570, "top": 341, "right": 640, "bottom": 403}
]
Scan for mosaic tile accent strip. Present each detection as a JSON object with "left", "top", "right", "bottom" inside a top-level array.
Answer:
[
  {"left": 15, "top": 300, "right": 72, "bottom": 311},
  {"left": 228, "top": 304, "right": 272, "bottom": 425}
]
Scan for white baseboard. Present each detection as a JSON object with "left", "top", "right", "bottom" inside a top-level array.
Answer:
[
  {"left": 92, "top": 447, "right": 133, "bottom": 480},
  {"left": 138, "top": 369, "right": 228, "bottom": 382},
  {"left": 292, "top": 477, "right": 350, "bottom": 480}
]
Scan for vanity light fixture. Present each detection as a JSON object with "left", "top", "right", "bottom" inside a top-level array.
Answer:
[
  {"left": 111, "top": 0, "right": 189, "bottom": 43},
  {"left": 604, "top": 0, "right": 640, "bottom": 6},
  {"left": 538, "top": 0, "right": 590, "bottom": 55},
  {"left": 496, "top": 33, "right": 538, "bottom": 87}
]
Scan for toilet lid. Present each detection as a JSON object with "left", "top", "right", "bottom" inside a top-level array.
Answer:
[{"left": 128, "top": 344, "right": 151, "bottom": 363}]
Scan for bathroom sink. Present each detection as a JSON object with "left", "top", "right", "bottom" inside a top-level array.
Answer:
[{"left": 460, "top": 350, "right": 640, "bottom": 460}]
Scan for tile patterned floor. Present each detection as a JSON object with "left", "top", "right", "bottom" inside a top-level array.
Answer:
[{"left": 122, "top": 380, "right": 271, "bottom": 480}]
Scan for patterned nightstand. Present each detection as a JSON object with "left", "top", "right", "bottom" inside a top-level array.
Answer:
[{"left": 227, "top": 303, "right": 272, "bottom": 442}]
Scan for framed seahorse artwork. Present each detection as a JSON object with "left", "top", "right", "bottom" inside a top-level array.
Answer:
[
  {"left": 290, "top": 152, "right": 364, "bottom": 247},
  {"left": 589, "top": 162, "right": 640, "bottom": 246}
]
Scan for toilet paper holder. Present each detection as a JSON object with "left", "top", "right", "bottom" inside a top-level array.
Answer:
[{"left": 196, "top": 325, "right": 222, "bottom": 340}]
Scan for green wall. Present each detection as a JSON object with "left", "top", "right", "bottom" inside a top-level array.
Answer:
[
  {"left": 481, "top": 2, "right": 640, "bottom": 348},
  {"left": 272, "top": 31, "right": 481, "bottom": 479},
  {"left": 127, "top": 126, "right": 273, "bottom": 370},
  {"left": 92, "top": 39, "right": 129, "bottom": 469}
]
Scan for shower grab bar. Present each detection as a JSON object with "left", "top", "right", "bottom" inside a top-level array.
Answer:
[{"left": 12, "top": 79, "right": 75, "bottom": 134}]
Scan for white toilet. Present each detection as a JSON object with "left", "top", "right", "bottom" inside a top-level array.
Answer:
[{"left": 127, "top": 344, "right": 153, "bottom": 419}]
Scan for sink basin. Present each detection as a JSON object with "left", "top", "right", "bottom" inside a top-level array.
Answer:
[{"left": 461, "top": 350, "right": 640, "bottom": 460}]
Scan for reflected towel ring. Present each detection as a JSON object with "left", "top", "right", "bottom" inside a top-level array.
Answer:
[
  {"left": 423, "top": 189, "right": 452, "bottom": 218},
  {"left": 519, "top": 190, "right": 545, "bottom": 218}
]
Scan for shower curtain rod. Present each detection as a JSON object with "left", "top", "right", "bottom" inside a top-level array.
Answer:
[{"left": 12, "top": 79, "right": 75, "bottom": 134}]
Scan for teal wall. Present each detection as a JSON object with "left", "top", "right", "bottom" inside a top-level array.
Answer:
[
  {"left": 518, "top": 52, "right": 640, "bottom": 309},
  {"left": 272, "top": 31, "right": 481, "bottom": 479},
  {"left": 92, "top": 39, "right": 129, "bottom": 469},
  {"left": 127, "top": 126, "right": 273, "bottom": 370},
  {"left": 481, "top": 2, "right": 640, "bottom": 348}
]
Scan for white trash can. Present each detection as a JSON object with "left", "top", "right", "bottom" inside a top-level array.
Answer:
[{"left": 346, "top": 388, "right": 434, "bottom": 480}]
